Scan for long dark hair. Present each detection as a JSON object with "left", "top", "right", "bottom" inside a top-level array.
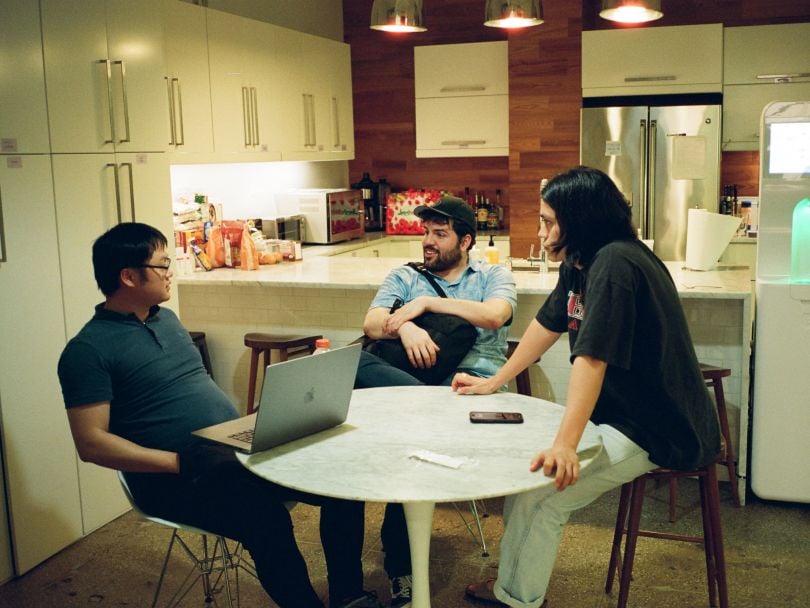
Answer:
[
  {"left": 541, "top": 166, "right": 636, "bottom": 266},
  {"left": 93, "top": 223, "right": 167, "bottom": 296}
]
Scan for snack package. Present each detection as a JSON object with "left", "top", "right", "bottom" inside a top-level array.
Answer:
[
  {"left": 240, "top": 222, "right": 259, "bottom": 270},
  {"left": 220, "top": 220, "right": 244, "bottom": 267},
  {"left": 205, "top": 224, "right": 226, "bottom": 268},
  {"left": 188, "top": 239, "right": 213, "bottom": 271}
]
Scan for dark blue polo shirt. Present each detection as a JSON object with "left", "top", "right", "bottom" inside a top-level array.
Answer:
[{"left": 58, "top": 304, "right": 238, "bottom": 452}]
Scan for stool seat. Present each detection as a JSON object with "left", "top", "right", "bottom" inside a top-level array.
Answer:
[
  {"left": 244, "top": 333, "right": 322, "bottom": 414},
  {"left": 507, "top": 340, "right": 541, "bottom": 397}
]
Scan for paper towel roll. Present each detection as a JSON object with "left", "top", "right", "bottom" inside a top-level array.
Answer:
[{"left": 685, "top": 209, "right": 742, "bottom": 271}]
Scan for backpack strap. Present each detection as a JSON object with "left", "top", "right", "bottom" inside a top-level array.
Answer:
[{"left": 406, "top": 262, "right": 448, "bottom": 298}]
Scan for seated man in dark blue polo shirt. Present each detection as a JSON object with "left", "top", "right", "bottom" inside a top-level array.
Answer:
[{"left": 57, "top": 222, "right": 380, "bottom": 608}]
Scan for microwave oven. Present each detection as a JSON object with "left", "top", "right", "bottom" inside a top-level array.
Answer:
[
  {"left": 258, "top": 215, "right": 306, "bottom": 242},
  {"left": 275, "top": 189, "right": 365, "bottom": 244}
]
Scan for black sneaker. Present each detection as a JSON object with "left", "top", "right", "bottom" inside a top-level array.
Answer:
[
  {"left": 389, "top": 575, "right": 412, "bottom": 608},
  {"left": 337, "top": 591, "right": 383, "bottom": 608}
]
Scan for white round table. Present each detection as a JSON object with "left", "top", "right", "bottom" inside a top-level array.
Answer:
[{"left": 238, "top": 386, "right": 605, "bottom": 608}]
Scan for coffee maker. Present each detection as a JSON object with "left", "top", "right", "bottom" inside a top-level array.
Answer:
[{"left": 352, "top": 172, "right": 388, "bottom": 232}]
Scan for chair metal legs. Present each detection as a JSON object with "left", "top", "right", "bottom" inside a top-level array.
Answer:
[
  {"left": 152, "top": 529, "right": 256, "bottom": 608},
  {"left": 452, "top": 500, "right": 490, "bottom": 557}
]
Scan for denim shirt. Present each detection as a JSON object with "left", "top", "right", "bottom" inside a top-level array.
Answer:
[{"left": 369, "top": 260, "right": 517, "bottom": 378}]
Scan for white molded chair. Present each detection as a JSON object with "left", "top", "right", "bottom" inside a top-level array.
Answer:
[{"left": 118, "top": 472, "right": 256, "bottom": 607}]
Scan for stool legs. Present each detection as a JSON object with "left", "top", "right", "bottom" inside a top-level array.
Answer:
[
  {"left": 710, "top": 377, "right": 741, "bottom": 508},
  {"left": 607, "top": 465, "right": 729, "bottom": 608},
  {"left": 246, "top": 348, "right": 261, "bottom": 415}
]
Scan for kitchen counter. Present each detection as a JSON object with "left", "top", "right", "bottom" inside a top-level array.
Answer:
[{"left": 178, "top": 255, "right": 752, "bottom": 502}]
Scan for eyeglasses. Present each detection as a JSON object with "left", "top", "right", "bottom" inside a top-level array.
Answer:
[{"left": 136, "top": 260, "right": 172, "bottom": 276}]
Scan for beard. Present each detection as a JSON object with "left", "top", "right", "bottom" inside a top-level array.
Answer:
[{"left": 423, "top": 244, "right": 463, "bottom": 272}]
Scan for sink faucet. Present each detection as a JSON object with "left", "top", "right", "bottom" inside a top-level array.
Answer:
[{"left": 528, "top": 241, "right": 548, "bottom": 272}]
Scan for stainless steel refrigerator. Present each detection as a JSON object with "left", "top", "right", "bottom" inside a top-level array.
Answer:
[{"left": 581, "top": 103, "right": 721, "bottom": 261}]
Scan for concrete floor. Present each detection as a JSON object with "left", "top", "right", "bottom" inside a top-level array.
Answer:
[{"left": 0, "top": 480, "right": 808, "bottom": 607}]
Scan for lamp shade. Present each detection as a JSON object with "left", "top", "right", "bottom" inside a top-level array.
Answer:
[
  {"left": 370, "top": 0, "right": 427, "bottom": 32},
  {"left": 600, "top": 0, "right": 663, "bottom": 23},
  {"left": 484, "top": 0, "right": 544, "bottom": 28}
]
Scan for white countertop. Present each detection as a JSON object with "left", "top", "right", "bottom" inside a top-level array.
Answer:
[{"left": 177, "top": 254, "right": 752, "bottom": 298}]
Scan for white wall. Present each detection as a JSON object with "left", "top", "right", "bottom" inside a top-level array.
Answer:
[{"left": 170, "top": 161, "right": 349, "bottom": 219}]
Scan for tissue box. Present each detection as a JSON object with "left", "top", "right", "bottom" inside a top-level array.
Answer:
[{"left": 385, "top": 189, "right": 445, "bottom": 235}]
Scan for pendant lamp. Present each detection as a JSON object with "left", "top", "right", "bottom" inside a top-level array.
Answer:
[
  {"left": 600, "top": 0, "right": 663, "bottom": 24},
  {"left": 484, "top": 0, "right": 544, "bottom": 28},
  {"left": 370, "top": 0, "right": 427, "bottom": 32}
]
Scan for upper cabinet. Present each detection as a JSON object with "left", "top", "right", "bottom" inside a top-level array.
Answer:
[
  {"left": 582, "top": 24, "right": 723, "bottom": 97},
  {"left": 414, "top": 41, "right": 509, "bottom": 158},
  {"left": 0, "top": 0, "right": 50, "bottom": 154},
  {"left": 163, "top": 1, "right": 215, "bottom": 156},
  {"left": 278, "top": 32, "right": 355, "bottom": 161},
  {"left": 722, "top": 23, "right": 810, "bottom": 151},
  {"left": 40, "top": 0, "right": 169, "bottom": 154}
]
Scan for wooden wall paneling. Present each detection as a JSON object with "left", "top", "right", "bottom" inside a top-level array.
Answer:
[{"left": 721, "top": 151, "right": 761, "bottom": 197}]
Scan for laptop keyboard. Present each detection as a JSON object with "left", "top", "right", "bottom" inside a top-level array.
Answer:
[{"left": 229, "top": 429, "right": 254, "bottom": 443}]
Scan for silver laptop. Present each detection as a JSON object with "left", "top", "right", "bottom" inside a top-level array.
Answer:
[{"left": 192, "top": 343, "right": 361, "bottom": 454}]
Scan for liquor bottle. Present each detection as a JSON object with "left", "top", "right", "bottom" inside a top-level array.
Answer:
[{"left": 476, "top": 193, "right": 488, "bottom": 231}]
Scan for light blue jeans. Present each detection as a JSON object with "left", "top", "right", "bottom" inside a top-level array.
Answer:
[{"left": 493, "top": 424, "right": 656, "bottom": 608}]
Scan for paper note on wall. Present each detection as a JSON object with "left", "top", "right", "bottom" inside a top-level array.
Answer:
[{"left": 671, "top": 135, "right": 706, "bottom": 179}]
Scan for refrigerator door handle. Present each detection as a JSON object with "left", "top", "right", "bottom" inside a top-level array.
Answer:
[
  {"left": 648, "top": 119, "right": 657, "bottom": 242},
  {"left": 639, "top": 119, "right": 649, "bottom": 238}
]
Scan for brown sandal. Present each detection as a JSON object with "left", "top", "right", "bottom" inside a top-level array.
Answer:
[
  {"left": 464, "top": 580, "right": 549, "bottom": 608},
  {"left": 464, "top": 579, "right": 508, "bottom": 606}
]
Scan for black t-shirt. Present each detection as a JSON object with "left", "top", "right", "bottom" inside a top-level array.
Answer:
[{"left": 537, "top": 240, "right": 721, "bottom": 470}]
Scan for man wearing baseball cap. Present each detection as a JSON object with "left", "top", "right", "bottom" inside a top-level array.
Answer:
[{"left": 356, "top": 195, "right": 517, "bottom": 607}]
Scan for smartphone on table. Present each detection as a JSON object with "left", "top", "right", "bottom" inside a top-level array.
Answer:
[{"left": 469, "top": 411, "right": 524, "bottom": 424}]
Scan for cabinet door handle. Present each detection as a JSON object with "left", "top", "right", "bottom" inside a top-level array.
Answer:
[
  {"left": 106, "top": 162, "right": 122, "bottom": 224},
  {"left": 439, "top": 85, "right": 487, "bottom": 93},
  {"left": 648, "top": 119, "right": 657, "bottom": 236},
  {"left": 112, "top": 60, "right": 131, "bottom": 143},
  {"left": 440, "top": 140, "right": 487, "bottom": 146},
  {"left": 308, "top": 94, "right": 317, "bottom": 147},
  {"left": 302, "top": 93, "right": 311, "bottom": 146},
  {"left": 0, "top": 184, "right": 7, "bottom": 262},
  {"left": 251, "top": 87, "right": 259, "bottom": 146},
  {"left": 173, "top": 78, "right": 185, "bottom": 145},
  {"left": 756, "top": 72, "right": 810, "bottom": 82},
  {"left": 165, "top": 77, "right": 176, "bottom": 145},
  {"left": 99, "top": 59, "right": 115, "bottom": 144},
  {"left": 624, "top": 75, "right": 676, "bottom": 82},
  {"left": 242, "top": 87, "right": 251, "bottom": 146},
  {"left": 121, "top": 162, "right": 136, "bottom": 221},
  {"left": 331, "top": 96, "right": 340, "bottom": 148}
]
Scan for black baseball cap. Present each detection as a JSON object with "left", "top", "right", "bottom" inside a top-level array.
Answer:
[{"left": 414, "top": 196, "right": 477, "bottom": 233}]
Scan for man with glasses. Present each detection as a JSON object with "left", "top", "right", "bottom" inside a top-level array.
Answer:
[{"left": 57, "top": 222, "right": 381, "bottom": 608}]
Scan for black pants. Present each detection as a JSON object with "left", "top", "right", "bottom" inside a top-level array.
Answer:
[{"left": 126, "top": 448, "right": 365, "bottom": 608}]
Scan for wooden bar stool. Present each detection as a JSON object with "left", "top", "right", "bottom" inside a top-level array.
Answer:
[
  {"left": 189, "top": 331, "right": 214, "bottom": 379},
  {"left": 668, "top": 364, "right": 740, "bottom": 521},
  {"left": 507, "top": 339, "right": 540, "bottom": 397},
  {"left": 605, "top": 461, "right": 729, "bottom": 608},
  {"left": 244, "top": 333, "right": 322, "bottom": 414}
]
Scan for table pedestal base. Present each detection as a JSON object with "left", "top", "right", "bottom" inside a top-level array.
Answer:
[{"left": 403, "top": 501, "right": 436, "bottom": 608}]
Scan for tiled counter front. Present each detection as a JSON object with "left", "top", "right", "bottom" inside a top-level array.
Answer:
[{"left": 178, "top": 262, "right": 751, "bottom": 501}]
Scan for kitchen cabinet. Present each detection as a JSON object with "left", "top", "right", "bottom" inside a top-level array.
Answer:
[
  {"left": 414, "top": 41, "right": 508, "bottom": 158},
  {"left": 0, "top": 0, "right": 50, "bottom": 154},
  {"left": 40, "top": 0, "right": 169, "bottom": 154},
  {"left": 51, "top": 152, "right": 175, "bottom": 534},
  {"left": 280, "top": 32, "right": 355, "bottom": 161},
  {"left": 207, "top": 10, "right": 284, "bottom": 160},
  {"left": 582, "top": 24, "right": 723, "bottom": 97},
  {"left": 722, "top": 24, "right": 810, "bottom": 151},
  {"left": 0, "top": 155, "right": 84, "bottom": 575},
  {"left": 163, "top": 0, "right": 215, "bottom": 157}
]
